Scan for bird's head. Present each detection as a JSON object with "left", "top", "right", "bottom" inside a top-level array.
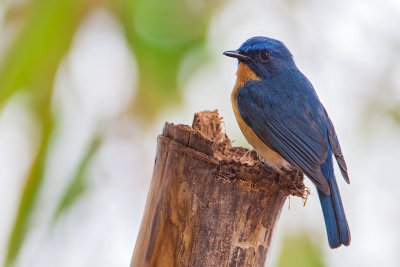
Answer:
[{"left": 224, "top": 36, "right": 296, "bottom": 79}]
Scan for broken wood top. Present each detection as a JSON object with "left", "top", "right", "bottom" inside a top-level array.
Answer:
[{"left": 162, "top": 110, "right": 306, "bottom": 198}]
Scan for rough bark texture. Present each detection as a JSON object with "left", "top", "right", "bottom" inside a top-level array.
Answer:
[{"left": 131, "top": 110, "right": 305, "bottom": 267}]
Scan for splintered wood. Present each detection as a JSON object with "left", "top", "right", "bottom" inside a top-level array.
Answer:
[{"left": 131, "top": 110, "right": 305, "bottom": 267}]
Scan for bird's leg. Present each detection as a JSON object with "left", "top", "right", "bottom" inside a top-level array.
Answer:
[
  {"left": 239, "top": 149, "right": 252, "bottom": 164},
  {"left": 240, "top": 149, "right": 259, "bottom": 165},
  {"left": 252, "top": 149, "right": 262, "bottom": 161},
  {"left": 242, "top": 149, "right": 252, "bottom": 158},
  {"left": 264, "top": 160, "right": 299, "bottom": 179}
]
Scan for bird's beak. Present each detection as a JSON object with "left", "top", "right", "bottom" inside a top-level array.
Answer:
[{"left": 223, "top": 50, "right": 252, "bottom": 61}]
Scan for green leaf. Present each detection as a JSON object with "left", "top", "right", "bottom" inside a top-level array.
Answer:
[
  {"left": 53, "top": 136, "right": 101, "bottom": 221},
  {"left": 5, "top": 106, "right": 54, "bottom": 267}
]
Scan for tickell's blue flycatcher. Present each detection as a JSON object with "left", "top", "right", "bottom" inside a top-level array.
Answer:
[{"left": 224, "top": 36, "right": 350, "bottom": 248}]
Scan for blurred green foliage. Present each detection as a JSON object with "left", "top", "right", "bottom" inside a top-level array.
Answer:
[
  {"left": 5, "top": 108, "right": 54, "bottom": 267},
  {"left": 388, "top": 103, "right": 400, "bottom": 125},
  {"left": 275, "top": 233, "right": 325, "bottom": 267},
  {"left": 53, "top": 136, "right": 101, "bottom": 221},
  {"left": 0, "top": 0, "right": 223, "bottom": 266},
  {"left": 110, "top": 0, "right": 223, "bottom": 119},
  {"left": 1, "top": 1, "right": 90, "bottom": 266},
  {"left": 0, "top": 0, "right": 90, "bottom": 108}
]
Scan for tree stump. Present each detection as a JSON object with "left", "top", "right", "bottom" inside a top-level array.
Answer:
[{"left": 130, "top": 110, "right": 305, "bottom": 267}]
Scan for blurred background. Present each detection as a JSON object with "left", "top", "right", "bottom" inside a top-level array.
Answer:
[{"left": 0, "top": 0, "right": 399, "bottom": 266}]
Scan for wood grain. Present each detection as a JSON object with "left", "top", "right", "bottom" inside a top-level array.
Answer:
[{"left": 130, "top": 110, "right": 305, "bottom": 267}]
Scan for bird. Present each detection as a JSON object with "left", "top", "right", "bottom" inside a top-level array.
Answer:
[{"left": 223, "top": 36, "right": 350, "bottom": 248}]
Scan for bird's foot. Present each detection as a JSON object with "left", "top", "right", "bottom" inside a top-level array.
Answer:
[{"left": 239, "top": 149, "right": 260, "bottom": 165}]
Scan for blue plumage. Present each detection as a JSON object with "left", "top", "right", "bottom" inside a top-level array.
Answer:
[
  {"left": 319, "top": 149, "right": 350, "bottom": 248},
  {"left": 224, "top": 36, "right": 351, "bottom": 248}
]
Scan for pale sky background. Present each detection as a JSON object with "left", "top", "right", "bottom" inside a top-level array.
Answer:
[{"left": 1, "top": 0, "right": 400, "bottom": 266}]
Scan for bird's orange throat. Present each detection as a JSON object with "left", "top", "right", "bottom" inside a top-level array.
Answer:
[{"left": 231, "top": 63, "right": 261, "bottom": 100}]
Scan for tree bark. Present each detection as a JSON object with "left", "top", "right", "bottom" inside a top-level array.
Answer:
[{"left": 130, "top": 110, "right": 305, "bottom": 267}]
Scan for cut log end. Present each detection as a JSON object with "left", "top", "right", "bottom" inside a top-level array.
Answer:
[{"left": 131, "top": 110, "right": 306, "bottom": 267}]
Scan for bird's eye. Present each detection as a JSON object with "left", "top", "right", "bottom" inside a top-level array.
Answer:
[{"left": 260, "top": 51, "right": 271, "bottom": 63}]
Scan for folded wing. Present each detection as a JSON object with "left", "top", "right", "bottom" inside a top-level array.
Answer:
[{"left": 237, "top": 82, "right": 330, "bottom": 194}]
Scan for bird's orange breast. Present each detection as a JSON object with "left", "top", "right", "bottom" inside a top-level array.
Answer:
[
  {"left": 230, "top": 63, "right": 290, "bottom": 171},
  {"left": 230, "top": 63, "right": 261, "bottom": 100}
]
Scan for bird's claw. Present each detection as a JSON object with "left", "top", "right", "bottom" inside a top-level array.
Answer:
[{"left": 239, "top": 149, "right": 260, "bottom": 165}]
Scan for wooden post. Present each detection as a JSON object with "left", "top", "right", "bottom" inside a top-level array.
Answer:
[{"left": 130, "top": 110, "right": 305, "bottom": 267}]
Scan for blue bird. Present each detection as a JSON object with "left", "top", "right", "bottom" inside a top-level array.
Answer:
[{"left": 223, "top": 36, "right": 350, "bottom": 248}]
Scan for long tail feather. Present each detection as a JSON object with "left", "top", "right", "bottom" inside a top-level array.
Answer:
[{"left": 317, "top": 150, "right": 351, "bottom": 248}]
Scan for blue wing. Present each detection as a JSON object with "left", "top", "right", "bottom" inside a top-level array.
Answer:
[
  {"left": 323, "top": 107, "right": 350, "bottom": 183},
  {"left": 237, "top": 80, "right": 330, "bottom": 194}
]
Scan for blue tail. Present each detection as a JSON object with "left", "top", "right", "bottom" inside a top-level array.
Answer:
[{"left": 318, "top": 150, "right": 351, "bottom": 248}]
